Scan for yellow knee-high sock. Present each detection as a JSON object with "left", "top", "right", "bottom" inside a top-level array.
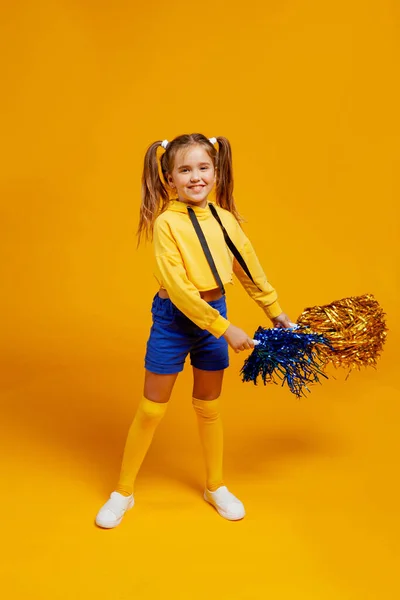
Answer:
[
  {"left": 192, "top": 397, "right": 224, "bottom": 492},
  {"left": 116, "top": 396, "right": 168, "bottom": 497}
]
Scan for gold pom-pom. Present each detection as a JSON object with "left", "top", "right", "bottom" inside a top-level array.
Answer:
[{"left": 296, "top": 294, "right": 388, "bottom": 371}]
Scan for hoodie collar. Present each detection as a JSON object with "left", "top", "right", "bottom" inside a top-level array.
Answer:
[{"left": 167, "top": 199, "right": 214, "bottom": 219}]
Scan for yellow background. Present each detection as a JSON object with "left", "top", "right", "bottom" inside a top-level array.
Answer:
[{"left": 1, "top": 1, "right": 399, "bottom": 598}]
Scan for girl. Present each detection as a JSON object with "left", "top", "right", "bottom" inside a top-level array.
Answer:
[{"left": 95, "top": 133, "right": 291, "bottom": 528}]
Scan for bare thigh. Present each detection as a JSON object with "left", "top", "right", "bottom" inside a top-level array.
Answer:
[
  {"left": 144, "top": 370, "right": 179, "bottom": 403},
  {"left": 192, "top": 367, "right": 225, "bottom": 401}
]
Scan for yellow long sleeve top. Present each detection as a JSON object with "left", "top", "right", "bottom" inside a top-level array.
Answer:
[{"left": 153, "top": 200, "right": 282, "bottom": 338}]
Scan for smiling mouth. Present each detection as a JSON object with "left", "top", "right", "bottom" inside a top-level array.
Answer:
[{"left": 189, "top": 185, "right": 205, "bottom": 191}]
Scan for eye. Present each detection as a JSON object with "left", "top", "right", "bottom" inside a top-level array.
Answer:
[{"left": 201, "top": 166, "right": 209, "bottom": 170}]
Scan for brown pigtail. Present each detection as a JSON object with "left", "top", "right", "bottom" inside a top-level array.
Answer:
[
  {"left": 215, "top": 136, "right": 241, "bottom": 221},
  {"left": 137, "top": 141, "right": 170, "bottom": 244}
]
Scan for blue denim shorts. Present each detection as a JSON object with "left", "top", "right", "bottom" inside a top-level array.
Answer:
[{"left": 144, "top": 294, "right": 229, "bottom": 375}]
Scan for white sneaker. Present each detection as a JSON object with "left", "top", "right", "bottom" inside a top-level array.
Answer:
[
  {"left": 204, "top": 486, "right": 246, "bottom": 521},
  {"left": 95, "top": 491, "right": 134, "bottom": 529}
]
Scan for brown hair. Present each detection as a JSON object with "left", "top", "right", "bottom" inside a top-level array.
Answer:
[{"left": 137, "top": 133, "right": 240, "bottom": 243}]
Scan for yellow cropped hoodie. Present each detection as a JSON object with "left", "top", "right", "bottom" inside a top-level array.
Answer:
[{"left": 153, "top": 200, "right": 282, "bottom": 338}]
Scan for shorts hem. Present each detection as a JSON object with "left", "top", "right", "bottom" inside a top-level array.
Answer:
[
  {"left": 190, "top": 360, "right": 229, "bottom": 371},
  {"left": 145, "top": 361, "right": 184, "bottom": 375}
]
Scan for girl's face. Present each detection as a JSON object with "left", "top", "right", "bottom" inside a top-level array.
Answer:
[{"left": 167, "top": 144, "right": 216, "bottom": 208}]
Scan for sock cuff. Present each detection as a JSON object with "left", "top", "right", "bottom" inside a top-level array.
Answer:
[
  {"left": 140, "top": 396, "right": 169, "bottom": 417},
  {"left": 192, "top": 397, "right": 220, "bottom": 415}
]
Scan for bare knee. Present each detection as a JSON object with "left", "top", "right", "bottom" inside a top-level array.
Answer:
[
  {"left": 144, "top": 370, "right": 178, "bottom": 403},
  {"left": 192, "top": 391, "right": 221, "bottom": 401},
  {"left": 144, "top": 394, "right": 170, "bottom": 404},
  {"left": 192, "top": 368, "right": 224, "bottom": 401}
]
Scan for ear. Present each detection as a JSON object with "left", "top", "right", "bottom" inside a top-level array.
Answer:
[{"left": 166, "top": 173, "right": 175, "bottom": 188}]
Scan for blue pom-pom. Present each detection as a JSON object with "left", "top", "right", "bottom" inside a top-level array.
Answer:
[{"left": 241, "top": 326, "right": 332, "bottom": 398}]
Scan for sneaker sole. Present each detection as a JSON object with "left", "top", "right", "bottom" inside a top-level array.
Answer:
[
  {"left": 203, "top": 491, "right": 246, "bottom": 521},
  {"left": 95, "top": 498, "right": 134, "bottom": 529}
]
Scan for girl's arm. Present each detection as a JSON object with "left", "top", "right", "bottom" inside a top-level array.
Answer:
[
  {"left": 231, "top": 221, "right": 290, "bottom": 325},
  {"left": 232, "top": 238, "right": 282, "bottom": 318}
]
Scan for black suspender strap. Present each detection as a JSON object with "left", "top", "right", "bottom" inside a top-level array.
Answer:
[
  {"left": 208, "top": 203, "right": 262, "bottom": 291},
  {"left": 187, "top": 203, "right": 262, "bottom": 294},
  {"left": 187, "top": 206, "right": 226, "bottom": 295}
]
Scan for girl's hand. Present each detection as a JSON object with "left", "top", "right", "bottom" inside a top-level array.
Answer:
[
  {"left": 271, "top": 312, "right": 293, "bottom": 329},
  {"left": 223, "top": 324, "right": 254, "bottom": 353}
]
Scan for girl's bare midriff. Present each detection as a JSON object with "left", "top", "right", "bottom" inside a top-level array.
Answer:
[{"left": 158, "top": 287, "right": 223, "bottom": 302}]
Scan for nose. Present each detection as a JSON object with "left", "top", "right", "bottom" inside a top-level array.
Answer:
[{"left": 190, "top": 171, "right": 201, "bottom": 182}]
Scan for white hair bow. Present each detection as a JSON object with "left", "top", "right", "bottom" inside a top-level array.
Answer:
[{"left": 161, "top": 137, "right": 217, "bottom": 149}]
